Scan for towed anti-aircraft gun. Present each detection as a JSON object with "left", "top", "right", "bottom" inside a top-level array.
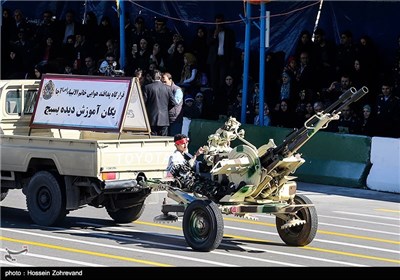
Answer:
[{"left": 151, "top": 86, "right": 369, "bottom": 252}]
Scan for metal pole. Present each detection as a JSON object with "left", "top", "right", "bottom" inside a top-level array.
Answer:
[
  {"left": 83, "top": 0, "right": 88, "bottom": 24},
  {"left": 241, "top": 1, "right": 252, "bottom": 124},
  {"left": 258, "top": 3, "right": 266, "bottom": 126},
  {"left": 118, "top": 0, "right": 126, "bottom": 69},
  {"left": 312, "top": 0, "right": 324, "bottom": 41}
]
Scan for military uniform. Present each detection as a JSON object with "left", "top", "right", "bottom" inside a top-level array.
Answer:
[{"left": 375, "top": 94, "right": 400, "bottom": 137}]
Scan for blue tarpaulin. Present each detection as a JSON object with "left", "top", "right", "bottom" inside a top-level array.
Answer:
[{"left": 2, "top": 1, "right": 398, "bottom": 66}]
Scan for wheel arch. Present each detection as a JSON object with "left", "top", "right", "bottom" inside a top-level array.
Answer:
[{"left": 27, "top": 157, "right": 60, "bottom": 175}]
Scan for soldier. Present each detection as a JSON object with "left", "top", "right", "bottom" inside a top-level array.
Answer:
[
  {"left": 166, "top": 134, "right": 204, "bottom": 178},
  {"left": 375, "top": 81, "right": 400, "bottom": 138},
  {"left": 166, "top": 134, "right": 233, "bottom": 201}
]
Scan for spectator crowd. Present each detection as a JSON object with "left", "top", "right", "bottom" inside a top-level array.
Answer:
[{"left": 1, "top": 7, "right": 399, "bottom": 138}]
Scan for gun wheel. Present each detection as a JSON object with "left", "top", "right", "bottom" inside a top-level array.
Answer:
[
  {"left": 275, "top": 194, "right": 318, "bottom": 246},
  {"left": 183, "top": 199, "right": 223, "bottom": 252}
]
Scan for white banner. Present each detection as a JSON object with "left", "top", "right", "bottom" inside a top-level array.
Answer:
[{"left": 31, "top": 74, "right": 132, "bottom": 132}]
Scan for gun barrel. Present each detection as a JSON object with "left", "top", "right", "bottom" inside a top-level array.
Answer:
[
  {"left": 324, "top": 87, "right": 357, "bottom": 113},
  {"left": 269, "top": 88, "right": 357, "bottom": 155},
  {"left": 333, "top": 86, "right": 369, "bottom": 114},
  {"left": 259, "top": 86, "right": 369, "bottom": 171}
]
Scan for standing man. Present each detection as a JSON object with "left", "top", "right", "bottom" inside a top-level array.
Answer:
[
  {"left": 207, "top": 13, "right": 236, "bottom": 92},
  {"left": 375, "top": 81, "right": 400, "bottom": 138},
  {"left": 60, "top": 10, "right": 81, "bottom": 44},
  {"left": 150, "top": 17, "right": 173, "bottom": 62},
  {"left": 143, "top": 69, "right": 177, "bottom": 136},
  {"left": 162, "top": 72, "right": 184, "bottom": 136}
]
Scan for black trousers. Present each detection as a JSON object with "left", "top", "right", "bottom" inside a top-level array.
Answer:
[
  {"left": 209, "top": 55, "right": 229, "bottom": 91},
  {"left": 151, "top": 125, "right": 169, "bottom": 136}
]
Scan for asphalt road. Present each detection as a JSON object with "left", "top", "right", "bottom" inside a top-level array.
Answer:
[{"left": 1, "top": 182, "right": 399, "bottom": 275}]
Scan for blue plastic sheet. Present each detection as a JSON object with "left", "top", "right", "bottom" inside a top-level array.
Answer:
[{"left": 2, "top": 1, "right": 399, "bottom": 66}]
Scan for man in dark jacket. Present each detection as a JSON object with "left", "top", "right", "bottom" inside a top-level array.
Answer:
[
  {"left": 207, "top": 13, "right": 236, "bottom": 92},
  {"left": 143, "top": 69, "right": 177, "bottom": 136},
  {"left": 375, "top": 81, "right": 400, "bottom": 138}
]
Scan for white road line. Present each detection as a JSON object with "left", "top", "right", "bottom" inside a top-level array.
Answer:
[
  {"left": 318, "top": 215, "right": 399, "bottom": 228},
  {"left": 1, "top": 222, "right": 382, "bottom": 267},
  {"left": 318, "top": 215, "right": 400, "bottom": 228},
  {"left": 0, "top": 260, "right": 33, "bottom": 267},
  {"left": 0, "top": 249, "right": 104, "bottom": 267},
  {"left": 211, "top": 251, "right": 305, "bottom": 267},
  {"left": 317, "top": 222, "right": 400, "bottom": 236},
  {"left": 314, "top": 239, "right": 400, "bottom": 254},
  {"left": 2, "top": 224, "right": 352, "bottom": 267},
  {"left": 255, "top": 213, "right": 400, "bottom": 229},
  {"left": 78, "top": 222, "right": 365, "bottom": 266},
  {"left": 232, "top": 245, "right": 367, "bottom": 267},
  {"left": 223, "top": 225, "right": 400, "bottom": 255},
  {"left": 0, "top": 228, "right": 236, "bottom": 267},
  {"left": 333, "top": 211, "right": 400, "bottom": 221},
  {"left": 79, "top": 223, "right": 304, "bottom": 267},
  {"left": 223, "top": 224, "right": 278, "bottom": 236}
]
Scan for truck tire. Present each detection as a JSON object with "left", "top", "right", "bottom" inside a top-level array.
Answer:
[
  {"left": 182, "top": 199, "right": 224, "bottom": 252},
  {"left": 26, "top": 171, "right": 67, "bottom": 226},
  {"left": 107, "top": 202, "right": 145, "bottom": 224},
  {"left": 275, "top": 194, "right": 318, "bottom": 246},
  {"left": 1, "top": 189, "right": 9, "bottom": 201}
]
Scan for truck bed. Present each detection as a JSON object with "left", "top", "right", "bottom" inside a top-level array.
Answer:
[{"left": 1, "top": 132, "right": 174, "bottom": 179}]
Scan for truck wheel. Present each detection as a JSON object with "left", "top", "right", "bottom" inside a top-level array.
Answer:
[
  {"left": 107, "top": 202, "right": 145, "bottom": 224},
  {"left": 1, "top": 189, "right": 9, "bottom": 202},
  {"left": 26, "top": 171, "right": 67, "bottom": 226},
  {"left": 276, "top": 194, "right": 318, "bottom": 246},
  {"left": 182, "top": 199, "right": 223, "bottom": 252}
]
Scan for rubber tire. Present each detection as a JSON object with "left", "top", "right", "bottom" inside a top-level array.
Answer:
[
  {"left": 0, "top": 189, "right": 9, "bottom": 202},
  {"left": 276, "top": 194, "right": 318, "bottom": 246},
  {"left": 107, "top": 202, "right": 145, "bottom": 224},
  {"left": 183, "top": 199, "right": 224, "bottom": 252},
  {"left": 26, "top": 171, "right": 67, "bottom": 226}
]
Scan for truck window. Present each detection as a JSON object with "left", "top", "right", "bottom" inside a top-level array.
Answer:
[
  {"left": 24, "top": 89, "right": 38, "bottom": 114},
  {"left": 5, "top": 90, "right": 20, "bottom": 114},
  {"left": 5, "top": 89, "right": 38, "bottom": 115}
]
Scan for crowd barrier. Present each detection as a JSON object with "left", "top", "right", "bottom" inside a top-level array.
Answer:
[
  {"left": 188, "top": 119, "right": 399, "bottom": 194},
  {"left": 367, "top": 137, "right": 400, "bottom": 193}
]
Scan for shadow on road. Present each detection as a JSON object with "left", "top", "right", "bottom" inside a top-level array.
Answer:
[{"left": 1, "top": 206, "right": 287, "bottom": 253}]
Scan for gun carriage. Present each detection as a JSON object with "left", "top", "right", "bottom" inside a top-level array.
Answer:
[{"left": 149, "top": 86, "right": 368, "bottom": 252}]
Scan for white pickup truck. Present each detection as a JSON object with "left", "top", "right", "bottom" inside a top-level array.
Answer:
[{"left": 0, "top": 76, "right": 175, "bottom": 226}]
